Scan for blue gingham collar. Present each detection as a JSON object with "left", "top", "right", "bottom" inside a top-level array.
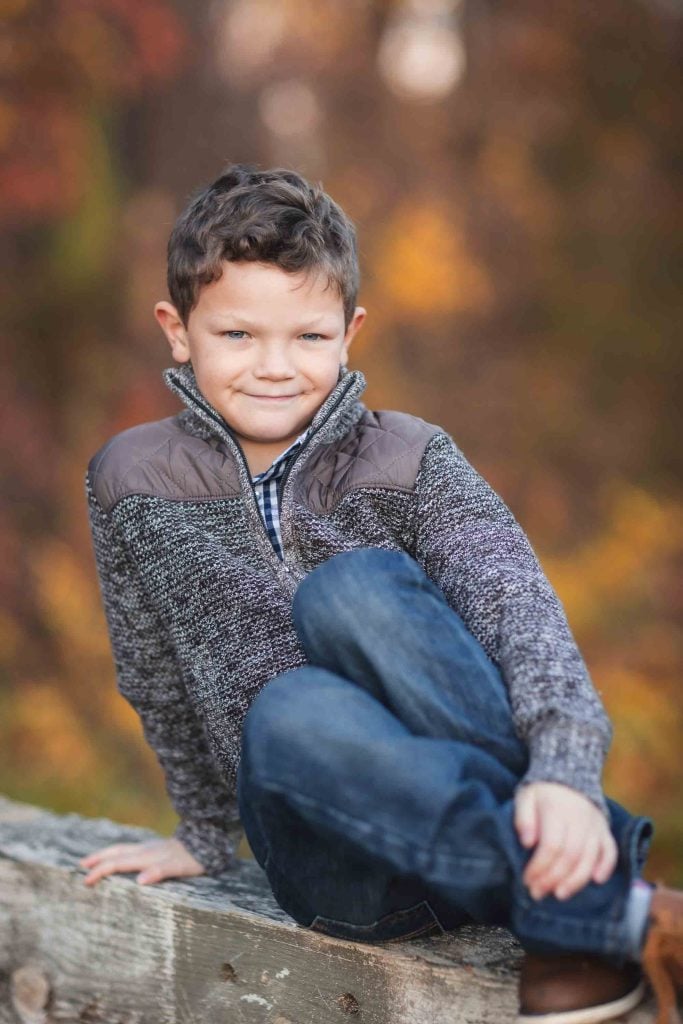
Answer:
[{"left": 251, "top": 426, "right": 312, "bottom": 483}]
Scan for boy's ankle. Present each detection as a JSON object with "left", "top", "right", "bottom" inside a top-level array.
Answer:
[{"left": 625, "top": 878, "right": 655, "bottom": 959}]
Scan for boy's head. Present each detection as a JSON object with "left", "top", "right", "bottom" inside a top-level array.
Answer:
[
  {"left": 154, "top": 163, "right": 366, "bottom": 469},
  {"left": 163, "top": 163, "right": 361, "bottom": 333}
]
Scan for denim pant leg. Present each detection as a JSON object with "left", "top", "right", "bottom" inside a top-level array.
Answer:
[
  {"left": 238, "top": 669, "right": 455, "bottom": 943},
  {"left": 238, "top": 547, "right": 654, "bottom": 955}
]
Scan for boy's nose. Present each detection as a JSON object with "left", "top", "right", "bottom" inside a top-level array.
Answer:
[{"left": 253, "top": 345, "right": 297, "bottom": 379}]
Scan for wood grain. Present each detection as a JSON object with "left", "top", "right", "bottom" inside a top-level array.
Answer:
[{"left": 0, "top": 796, "right": 656, "bottom": 1024}]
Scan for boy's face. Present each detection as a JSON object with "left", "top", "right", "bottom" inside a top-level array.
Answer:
[{"left": 155, "top": 261, "right": 366, "bottom": 464}]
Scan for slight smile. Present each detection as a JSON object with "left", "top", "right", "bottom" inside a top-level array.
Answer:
[{"left": 246, "top": 394, "right": 299, "bottom": 402}]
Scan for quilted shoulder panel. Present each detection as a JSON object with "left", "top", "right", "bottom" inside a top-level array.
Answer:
[
  {"left": 298, "top": 409, "right": 442, "bottom": 514},
  {"left": 87, "top": 415, "right": 241, "bottom": 512}
]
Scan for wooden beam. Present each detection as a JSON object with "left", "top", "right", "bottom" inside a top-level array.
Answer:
[{"left": 0, "top": 796, "right": 656, "bottom": 1023}]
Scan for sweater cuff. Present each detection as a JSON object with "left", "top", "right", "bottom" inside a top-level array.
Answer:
[
  {"left": 174, "top": 818, "right": 242, "bottom": 876},
  {"left": 516, "top": 719, "right": 610, "bottom": 819}
]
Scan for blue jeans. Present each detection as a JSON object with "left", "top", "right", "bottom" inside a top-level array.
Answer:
[{"left": 237, "top": 548, "right": 654, "bottom": 957}]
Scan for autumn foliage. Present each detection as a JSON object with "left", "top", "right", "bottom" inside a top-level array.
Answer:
[{"left": 0, "top": 0, "right": 681, "bottom": 881}]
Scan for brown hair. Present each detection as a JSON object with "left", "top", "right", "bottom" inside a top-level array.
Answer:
[{"left": 167, "top": 162, "right": 360, "bottom": 330}]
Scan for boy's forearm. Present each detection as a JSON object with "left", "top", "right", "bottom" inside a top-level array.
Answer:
[
  {"left": 487, "top": 569, "right": 612, "bottom": 816},
  {"left": 85, "top": 471, "right": 241, "bottom": 870},
  {"left": 414, "top": 432, "right": 612, "bottom": 816}
]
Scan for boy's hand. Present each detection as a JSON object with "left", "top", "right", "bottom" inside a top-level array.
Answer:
[
  {"left": 78, "top": 837, "right": 206, "bottom": 886},
  {"left": 514, "top": 781, "right": 618, "bottom": 902}
]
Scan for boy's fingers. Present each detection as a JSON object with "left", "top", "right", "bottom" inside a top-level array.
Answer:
[
  {"left": 528, "top": 839, "right": 584, "bottom": 898},
  {"left": 524, "top": 816, "right": 565, "bottom": 876},
  {"left": 82, "top": 850, "right": 161, "bottom": 885},
  {"left": 79, "top": 840, "right": 194, "bottom": 886},
  {"left": 136, "top": 857, "right": 193, "bottom": 884},
  {"left": 137, "top": 865, "right": 168, "bottom": 885},
  {"left": 523, "top": 817, "right": 568, "bottom": 892},
  {"left": 79, "top": 843, "right": 138, "bottom": 866},
  {"left": 592, "top": 834, "right": 618, "bottom": 884},
  {"left": 79, "top": 851, "right": 110, "bottom": 865},
  {"left": 554, "top": 835, "right": 600, "bottom": 900},
  {"left": 517, "top": 789, "right": 615, "bottom": 900},
  {"left": 83, "top": 862, "right": 132, "bottom": 885},
  {"left": 514, "top": 788, "right": 539, "bottom": 848},
  {"left": 83, "top": 866, "right": 117, "bottom": 885}
]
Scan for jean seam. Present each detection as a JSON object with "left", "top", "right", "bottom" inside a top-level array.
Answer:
[
  {"left": 513, "top": 881, "right": 631, "bottom": 947},
  {"left": 311, "top": 899, "right": 445, "bottom": 942},
  {"left": 514, "top": 880, "right": 623, "bottom": 921},
  {"left": 251, "top": 773, "right": 507, "bottom": 873},
  {"left": 314, "top": 903, "right": 426, "bottom": 930},
  {"left": 385, "top": 922, "right": 444, "bottom": 941},
  {"left": 515, "top": 905, "right": 628, "bottom": 951}
]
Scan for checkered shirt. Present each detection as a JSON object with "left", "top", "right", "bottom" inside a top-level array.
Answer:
[{"left": 251, "top": 427, "right": 312, "bottom": 559}]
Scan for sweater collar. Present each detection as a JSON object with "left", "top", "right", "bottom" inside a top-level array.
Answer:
[{"left": 162, "top": 362, "right": 368, "bottom": 459}]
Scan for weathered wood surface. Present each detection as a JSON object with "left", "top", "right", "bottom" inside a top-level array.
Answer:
[{"left": 0, "top": 795, "right": 656, "bottom": 1024}]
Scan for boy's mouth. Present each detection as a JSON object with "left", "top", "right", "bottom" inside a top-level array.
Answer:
[{"left": 247, "top": 394, "right": 298, "bottom": 401}]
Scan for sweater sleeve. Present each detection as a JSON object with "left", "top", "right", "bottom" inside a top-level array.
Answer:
[
  {"left": 413, "top": 431, "right": 612, "bottom": 818},
  {"left": 84, "top": 472, "right": 241, "bottom": 875}
]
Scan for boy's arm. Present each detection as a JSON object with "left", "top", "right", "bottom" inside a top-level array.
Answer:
[
  {"left": 413, "top": 431, "right": 612, "bottom": 818},
  {"left": 85, "top": 474, "right": 241, "bottom": 876}
]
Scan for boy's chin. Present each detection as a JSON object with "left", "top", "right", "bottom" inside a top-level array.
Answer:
[
  {"left": 231, "top": 425, "right": 308, "bottom": 445},
  {"left": 242, "top": 413, "right": 314, "bottom": 435}
]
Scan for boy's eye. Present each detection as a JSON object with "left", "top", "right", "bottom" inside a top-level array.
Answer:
[
  {"left": 221, "top": 330, "right": 247, "bottom": 339},
  {"left": 300, "top": 333, "right": 325, "bottom": 341}
]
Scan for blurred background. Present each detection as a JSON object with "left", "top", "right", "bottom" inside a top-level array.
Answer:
[{"left": 1, "top": 0, "right": 681, "bottom": 882}]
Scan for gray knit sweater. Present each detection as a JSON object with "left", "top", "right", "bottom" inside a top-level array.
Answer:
[{"left": 85, "top": 362, "right": 612, "bottom": 875}]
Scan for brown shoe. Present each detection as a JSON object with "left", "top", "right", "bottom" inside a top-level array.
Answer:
[
  {"left": 517, "top": 950, "right": 646, "bottom": 1023},
  {"left": 641, "top": 883, "right": 683, "bottom": 1024}
]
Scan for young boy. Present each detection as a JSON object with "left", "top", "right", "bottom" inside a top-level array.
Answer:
[{"left": 80, "top": 162, "right": 682, "bottom": 1023}]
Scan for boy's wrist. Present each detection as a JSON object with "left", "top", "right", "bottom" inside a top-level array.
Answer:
[
  {"left": 519, "top": 717, "right": 611, "bottom": 820},
  {"left": 516, "top": 776, "right": 609, "bottom": 822},
  {"left": 174, "top": 818, "right": 241, "bottom": 877}
]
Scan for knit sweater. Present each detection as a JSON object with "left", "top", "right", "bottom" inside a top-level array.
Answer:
[{"left": 85, "top": 362, "right": 613, "bottom": 875}]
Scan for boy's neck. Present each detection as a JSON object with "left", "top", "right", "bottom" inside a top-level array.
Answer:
[{"left": 240, "top": 435, "right": 306, "bottom": 477}]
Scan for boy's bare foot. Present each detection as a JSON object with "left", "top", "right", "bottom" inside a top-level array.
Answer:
[
  {"left": 517, "top": 951, "right": 645, "bottom": 1023},
  {"left": 641, "top": 883, "right": 683, "bottom": 1024}
]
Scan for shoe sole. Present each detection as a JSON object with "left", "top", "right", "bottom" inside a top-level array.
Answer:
[{"left": 517, "top": 978, "right": 646, "bottom": 1024}]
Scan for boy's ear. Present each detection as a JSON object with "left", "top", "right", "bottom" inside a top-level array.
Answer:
[
  {"left": 342, "top": 306, "right": 367, "bottom": 365},
  {"left": 154, "top": 301, "right": 192, "bottom": 363}
]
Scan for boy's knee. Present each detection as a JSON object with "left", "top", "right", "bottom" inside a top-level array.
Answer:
[
  {"left": 243, "top": 672, "right": 298, "bottom": 744},
  {"left": 243, "top": 667, "right": 355, "bottom": 783},
  {"left": 243, "top": 667, "right": 331, "bottom": 745},
  {"left": 292, "top": 546, "right": 422, "bottom": 637}
]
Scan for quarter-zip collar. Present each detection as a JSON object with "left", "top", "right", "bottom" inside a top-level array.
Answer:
[
  {"left": 162, "top": 362, "right": 369, "bottom": 590},
  {"left": 162, "top": 361, "right": 368, "bottom": 458}
]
